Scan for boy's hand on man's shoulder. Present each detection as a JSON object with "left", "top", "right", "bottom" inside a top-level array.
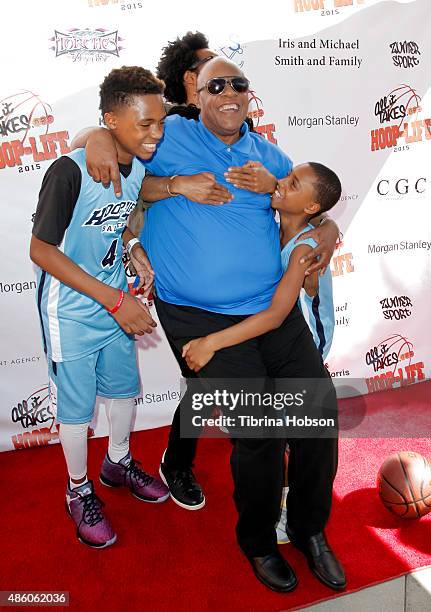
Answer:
[
  {"left": 297, "top": 219, "right": 340, "bottom": 276},
  {"left": 86, "top": 128, "right": 123, "bottom": 198}
]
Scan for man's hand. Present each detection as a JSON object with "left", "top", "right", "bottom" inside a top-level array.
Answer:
[
  {"left": 111, "top": 292, "right": 157, "bottom": 335},
  {"left": 225, "top": 161, "right": 277, "bottom": 194},
  {"left": 296, "top": 219, "right": 340, "bottom": 276},
  {"left": 173, "top": 173, "right": 233, "bottom": 205},
  {"left": 86, "top": 129, "right": 122, "bottom": 197},
  {"left": 129, "top": 244, "right": 154, "bottom": 297},
  {"left": 182, "top": 337, "right": 215, "bottom": 372}
]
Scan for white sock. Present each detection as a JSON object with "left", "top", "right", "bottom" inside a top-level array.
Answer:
[
  {"left": 69, "top": 476, "right": 89, "bottom": 490},
  {"left": 59, "top": 422, "right": 89, "bottom": 483},
  {"left": 105, "top": 398, "right": 135, "bottom": 464}
]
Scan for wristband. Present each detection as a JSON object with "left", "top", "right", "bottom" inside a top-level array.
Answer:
[
  {"left": 106, "top": 290, "right": 124, "bottom": 314},
  {"left": 126, "top": 237, "right": 140, "bottom": 256},
  {"left": 166, "top": 175, "right": 179, "bottom": 197}
]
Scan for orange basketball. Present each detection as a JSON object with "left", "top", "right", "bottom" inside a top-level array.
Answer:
[{"left": 377, "top": 451, "right": 431, "bottom": 519}]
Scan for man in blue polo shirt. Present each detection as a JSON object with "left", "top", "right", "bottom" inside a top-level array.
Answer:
[
  {"left": 140, "top": 117, "right": 288, "bottom": 313},
  {"left": 73, "top": 57, "right": 344, "bottom": 593}
]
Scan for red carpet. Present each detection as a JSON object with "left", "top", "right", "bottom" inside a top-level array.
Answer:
[{"left": 1, "top": 381, "right": 431, "bottom": 611}]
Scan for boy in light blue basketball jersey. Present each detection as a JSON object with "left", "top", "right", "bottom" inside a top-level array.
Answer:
[
  {"left": 30, "top": 66, "right": 169, "bottom": 548},
  {"left": 181, "top": 162, "right": 341, "bottom": 369}
]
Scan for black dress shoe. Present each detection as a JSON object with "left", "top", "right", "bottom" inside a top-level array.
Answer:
[
  {"left": 247, "top": 552, "right": 298, "bottom": 592},
  {"left": 159, "top": 450, "right": 205, "bottom": 510},
  {"left": 286, "top": 527, "right": 346, "bottom": 590}
]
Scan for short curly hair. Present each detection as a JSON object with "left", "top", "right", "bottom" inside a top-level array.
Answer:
[
  {"left": 308, "top": 162, "right": 342, "bottom": 217},
  {"left": 99, "top": 66, "right": 164, "bottom": 115},
  {"left": 157, "top": 32, "right": 210, "bottom": 104}
]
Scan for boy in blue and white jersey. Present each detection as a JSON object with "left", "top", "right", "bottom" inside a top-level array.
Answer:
[
  {"left": 30, "top": 66, "right": 169, "bottom": 548},
  {"left": 181, "top": 162, "right": 341, "bottom": 368}
]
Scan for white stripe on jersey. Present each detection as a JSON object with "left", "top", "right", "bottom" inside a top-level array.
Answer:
[
  {"left": 47, "top": 277, "right": 62, "bottom": 361},
  {"left": 47, "top": 236, "right": 66, "bottom": 361},
  {"left": 299, "top": 288, "right": 312, "bottom": 331}
]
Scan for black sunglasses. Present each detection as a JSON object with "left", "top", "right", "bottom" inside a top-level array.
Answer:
[
  {"left": 197, "top": 76, "right": 250, "bottom": 96},
  {"left": 189, "top": 55, "right": 216, "bottom": 72}
]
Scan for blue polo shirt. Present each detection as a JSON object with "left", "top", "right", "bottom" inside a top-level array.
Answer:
[{"left": 141, "top": 114, "right": 292, "bottom": 314}]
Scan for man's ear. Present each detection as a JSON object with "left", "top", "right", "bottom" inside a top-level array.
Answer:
[
  {"left": 304, "top": 202, "right": 321, "bottom": 216},
  {"left": 104, "top": 111, "right": 117, "bottom": 130},
  {"left": 183, "top": 70, "right": 197, "bottom": 87}
]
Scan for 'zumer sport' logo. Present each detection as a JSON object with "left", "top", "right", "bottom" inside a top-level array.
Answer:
[{"left": 83, "top": 201, "right": 136, "bottom": 226}]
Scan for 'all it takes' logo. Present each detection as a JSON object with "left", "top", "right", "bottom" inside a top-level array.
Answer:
[
  {"left": 365, "top": 334, "right": 425, "bottom": 393},
  {"left": 10, "top": 386, "right": 59, "bottom": 450},
  {"left": 370, "top": 84, "right": 431, "bottom": 152},
  {"left": 0, "top": 90, "right": 70, "bottom": 172}
]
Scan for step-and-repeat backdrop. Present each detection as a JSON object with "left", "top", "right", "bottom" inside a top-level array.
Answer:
[{"left": 1, "top": 0, "right": 430, "bottom": 452}]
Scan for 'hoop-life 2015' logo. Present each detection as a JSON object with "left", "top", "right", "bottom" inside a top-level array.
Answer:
[
  {"left": 0, "top": 91, "right": 70, "bottom": 171},
  {"left": 370, "top": 85, "right": 431, "bottom": 152},
  {"left": 10, "top": 386, "right": 59, "bottom": 450},
  {"left": 50, "top": 29, "right": 124, "bottom": 63},
  {"left": 88, "top": 0, "right": 143, "bottom": 10},
  {"left": 293, "top": 0, "right": 365, "bottom": 17},
  {"left": 247, "top": 91, "right": 278, "bottom": 144},
  {"left": 331, "top": 240, "right": 354, "bottom": 277},
  {"left": 365, "top": 334, "right": 425, "bottom": 393}
]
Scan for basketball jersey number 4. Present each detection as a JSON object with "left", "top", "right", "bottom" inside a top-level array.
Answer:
[{"left": 101, "top": 238, "right": 118, "bottom": 269}]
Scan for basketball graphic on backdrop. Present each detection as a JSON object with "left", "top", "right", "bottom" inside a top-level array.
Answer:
[{"left": 377, "top": 452, "right": 431, "bottom": 519}]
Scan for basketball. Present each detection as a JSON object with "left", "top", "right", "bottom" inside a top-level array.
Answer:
[{"left": 377, "top": 452, "right": 431, "bottom": 519}]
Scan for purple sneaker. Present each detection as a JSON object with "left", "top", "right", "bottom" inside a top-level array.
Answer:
[
  {"left": 100, "top": 453, "right": 170, "bottom": 503},
  {"left": 65, "top": 480, "right": 117, "bottom": 548}
]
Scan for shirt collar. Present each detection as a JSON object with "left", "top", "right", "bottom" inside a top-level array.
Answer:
[{"left": 197, "top": 115, "right": 253, "bottom": 154}]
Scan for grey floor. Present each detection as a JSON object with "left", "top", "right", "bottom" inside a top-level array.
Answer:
[{"left": 300, "top": 568, "right": 431, "bottom": 611}]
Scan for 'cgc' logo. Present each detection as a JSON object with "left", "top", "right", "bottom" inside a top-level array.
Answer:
[{"left": 376, "top": 177, "right": 426, "bottom": 199}]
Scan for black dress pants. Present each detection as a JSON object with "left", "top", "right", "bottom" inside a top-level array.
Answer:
[{"left": 155, "top": 297, "right": 338, "bottom": 557}]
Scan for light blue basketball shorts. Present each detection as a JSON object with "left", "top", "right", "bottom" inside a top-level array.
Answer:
[{"left": 48, "top": 332, "right": 140, "bottom": 424}]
